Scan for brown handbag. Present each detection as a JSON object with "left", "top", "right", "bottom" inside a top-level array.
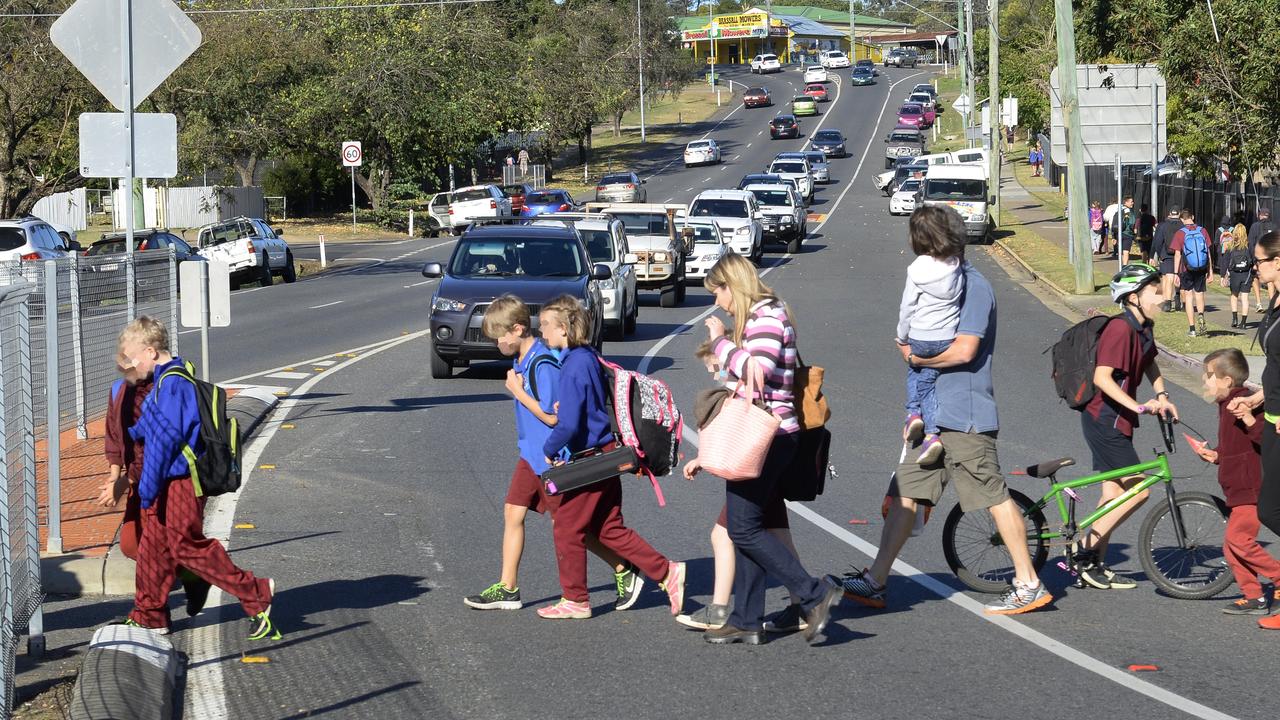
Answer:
[{"left": 793, "top": 357, "right": 830, "bottom": 430}]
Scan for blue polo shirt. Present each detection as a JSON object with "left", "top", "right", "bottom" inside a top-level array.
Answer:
[
  {"left": 934, "top": 263, "right": 999, "bottom": 434},
  {"left": 514, "top": 340, "right": 562, "bottom": 474}
]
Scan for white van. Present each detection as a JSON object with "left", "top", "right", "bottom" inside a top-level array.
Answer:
[
  {"left": 920, "top": 164, "right": 991, "bottom": 243},
  {"left": 950, "top": 148, "right": 988, "bottom": 167}
]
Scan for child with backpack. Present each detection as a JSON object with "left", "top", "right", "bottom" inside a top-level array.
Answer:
[
  {"left": 1089, "top": 200, "right": 1104, "bottom": 255},
  {"left": 1219, "top": 221, "right": 1254, "bottom": 328},
  {"left": 1171, "top": 209, "right": 1214, "bottom": 337},
  {"left": 1191, "top": 349, "right": 1280, "bottom": 618},
  {"left": 896, "top": 209, "right": 965, "bottom": 465},
  {"left": 463, "top": 295, "right": 638, "bottom": 612},
  {"left": 118, "top": 316, "right": 278, "bottom": 639},
  {"left": 536, "top": 295, "right": 687, "bottom": 620}
]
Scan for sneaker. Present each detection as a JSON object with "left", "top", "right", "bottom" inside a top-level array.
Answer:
[
  {"left": 1197, "top": 314, "right": 1208, "bottom": 336},
  {"left": 835, "top": 568, "right": 886, "bottom": 609},
  {"left": 801, "top": 579, "right": 843, "bottom": 643},
  {"left": 661, "top": 561, "right": 687, "bottom": 615},
  {"left": 916, "top": 434, "right": 943, "bottom": 465},
  {"left": 1187, "top": 328, "right": 1197, "bottom": 338},
  {"left": 184, "top": 576, "right": 212, "bottom": 618},
  {"left": 762, "top": 603, "right": 809, "bottom": 633},
  {"left": 983, "top": 580, "right": 1053, "bottom": 615},
  {"left": 536, "top": 598, "right": 591, "bottom": 619},
  {"left": 248, "top": 578, "right": 281, "bottom": 641},
  {"left": 1161, "top": 301, "right": 1171, "bottom": 313},
  {"left": 1222, "top": 597, "right": 1269, "bottom": 615},
  {"left": 614, "top": 566, "right": 644, "bottom": 611},
  {"left": 904, "top": 414, "right": 925, "bottom": 443},
  {"left": 676, "top": 604, "right": 729, "bottom": 630},
  {"left": 1258, "top": 303, "right": 1268, "bottom": 314},
  {"left": 464, "top": 582, "right": 522, "bottom": 611},
  {"left": 120, "top": 618, "right": 170, "bottom": 636},
  {"left": 1098, "top": 564, "right": 1137, "bottom": 590},
  {"left": 1076, "top": 561, "right": 1112, "bottom": 590}
]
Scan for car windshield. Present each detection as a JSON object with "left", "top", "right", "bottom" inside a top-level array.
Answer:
[
  {"left": 827, "top": 51, "right": 845, "bottom": 58},
  {"left": 772, "top": 118, "right": 793, "bottom": 126},
  {"left": 611, "top": 212, "right": 669, "bottom": 236},
  {"left": 890, "top": 132, "right": 919, "bottom": 142},
  {"left": 198, "top": 221, "right": 247, "bottom": 247},
  {"left": 601, "top": 174, "right": 634, "bottom": 185},
  {"left": 814, "top": 131, "right": 841, "bottom": 141},
  {"left": 854, "top": 68, "right": 872, "bottom": 75},
  {"left": 0, "top": 228, "right": 25, "bottom": 251},
  {"left": 690, "top": 199, "right": 749, "bottom": 219},
  {"left": 746, "top": 87, "right": 765, "bottom": 95},
  {"left": 803, "top": 152, "right": 825, "bottom": 164},
  {"left": 900, "top": 104, "right": 922, "bottom": 114},
  {"left": 899, "top": 180, "right": 921, "bottom": 193},
  {"left": 526, "top": 191, "right": 566, "bottom": 205},
  {"left": 771, "top": 162, "right": 806, "bottom": 174},
  {"left": 579, "top": 229, "right": 615, "bottom": 262},
  {"left": 448, "top": 236, "right": 585, "bottom": 277},
  {"left": 896, "top": 166, "right": 928, "bottom": 180},
  {"left": 761, "top": 54, "right": 777, "bottom": 61},
  {"left": 925, "top": 178, "right": 986, "bottom": 201},
  {"left": 805, "top": 84, "right": 824, "bottom": 91},
  {"left": 739, "top": 175, "right": 777, "bottom": 188},
  {"left": 682, "top": 225, "right": 721, "bottom": 245},
  {"left": 500, "top": 185, "right": 527, "bottom": 197},
  {"left": 750, "top": 189, "right": 792, "bottom": 207},
  {"left": 87, "top": 237, "right": 152, "bottom": 255},
  {"left": 454, "top": 188, "right": 491, "bottom": 202},
  {"left": 910, "top": 95, "right": 931, "bottom": 102},
  {"left": 792, "top": 97, "right": 811, "bottom": 103},
  {"left": 687, "top": 142, "right": 712, "bottom": 150}
]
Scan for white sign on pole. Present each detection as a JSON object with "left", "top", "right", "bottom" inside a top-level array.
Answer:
[
  {"left": 180, "top": 261, "right": 231, "bottom": 328},
  {"left": 50, "top": 0, "right": 201, "bottom": 112},
  {"left": 934, "top": 33, "right": 949, "bottom": 46},
  {"left": 79, "top": 113, "right": 178, "bottom": 178},
  {"left": 952, "top": 94, "right": 972, "bottom": 115},
  {"left": 1049, "top": 64, "right": 1167, "bottom": 166},
  {"left": 1002, "top": 96, "right": 1019, "bottom": 127},
  {"left": 342, "top": 141, "right": 363, "bottom": 167}
]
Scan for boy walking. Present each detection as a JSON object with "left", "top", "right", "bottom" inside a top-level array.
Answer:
[
  {"left": 120, "top": 317, "right": 277, "bottom": 639},
  {"left": 1171, "top": 209, "right": 1214, "bottom": 336}
]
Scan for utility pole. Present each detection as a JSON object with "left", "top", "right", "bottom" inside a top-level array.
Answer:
[
  {"left": 848, "top": 0, "right": 856, "bottom": 61},
  {"left": 964, "top": 0, "right": 976, "bottom": 150},
  {"left": 987, "top": 0, "right": 1000, "bottom": 226},
  {"left": 956, "top": 0, "right": 964, "bottom": 85},
  {"left": 1054, "top": 0, "right": 1093, "bottom": 292},
  {"left": 637, "top": 0, "right": 645, "bottom": 142}
]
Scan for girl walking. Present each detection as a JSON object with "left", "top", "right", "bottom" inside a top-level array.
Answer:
[{"left": 1220, "top": 221, "right": 1254, "bottom": 328}]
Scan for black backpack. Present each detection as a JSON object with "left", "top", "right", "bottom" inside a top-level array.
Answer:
[
  {"left": 156, "top": 364, "right": 242, "bottom": 497},
  {"left": 1049, "top": 315, "right": 1117, "bottom": 409}
]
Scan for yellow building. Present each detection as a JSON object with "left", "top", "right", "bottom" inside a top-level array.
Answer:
[{"left": 677, "top": 8, "right": 911, "bottom": 65}]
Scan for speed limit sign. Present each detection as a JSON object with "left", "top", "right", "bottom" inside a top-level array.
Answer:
[{"left": 341, "top": 141, "right": 362, "bottom": 167}]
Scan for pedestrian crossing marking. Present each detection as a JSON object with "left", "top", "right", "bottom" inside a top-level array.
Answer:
[{"left": 265, "top": 371, "right": 310, "bottom": 380}]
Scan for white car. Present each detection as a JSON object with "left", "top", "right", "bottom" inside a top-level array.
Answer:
[
  {"left": 744, "top": 183, "right": 805, "bottom": 253},
  {"left": 687, "top": 190, "right": 763, "bottom": 264},
  {"left": 196, "top": 216, "right": 294, "bottom": 289},
  {"left": 683, "top": 139, "right": 722, "bottom": 167},
  {"left": 768, "top": 158, "right": 813, "bottom": 201},
  {"left": 448, "top": 184, "right": 513, "bottom": 229},
  {"left": 819, "top": 50, "right": 850, "bottom": 69},
  {"left": 750, "top": 54, "right": 782, "bottom": 74},
  {"left": 534, "top": 214, "right": 638, "bottom": 339},
  {"left": 0, "top": 217, "right": 73, "bottom": 264},
  {"left": 803, "top": 65, "right": 828, "bottom": 84},
  {"left": 889, "top": 179, "right": 923, "bottom": 215},
  {"left": 680, "top": 220, "right": 730, "bottom": 279}
]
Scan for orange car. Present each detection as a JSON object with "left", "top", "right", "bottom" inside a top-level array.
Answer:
[{"left": 803, "top": 83, "right": 829, "bottom": 102}]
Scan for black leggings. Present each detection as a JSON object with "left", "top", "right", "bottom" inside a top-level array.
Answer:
[{"left": 1259, "top": 422, "right": 1280, "bottom": 535}]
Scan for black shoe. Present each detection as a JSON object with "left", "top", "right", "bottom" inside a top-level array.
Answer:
[
  {"left": 1232, "top": 313, "right": 1239, "bottom": 328},
  {"left": 184, "top": 576, "right": 212, "bottom": 617},
  {"left": 704, "top": 624, "right": 766, "bottom": 645},
  {"left": 801, "top": 579, "right": 842, "bottom": 644},
  {"left": 763, "top": 604, "right": 809, "bottom": 633},
  {"left": 1222, "top": 596, "right": 1269, "bottom": 615}
]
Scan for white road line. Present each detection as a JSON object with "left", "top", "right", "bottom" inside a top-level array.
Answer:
[
  {"left": 644, "top": 94, "right": 749, "bottom": 181},
  {"left": 403, "top": 280, "right": 436, "bottom": 288},
  {"left": 746, "top": 143, "right": 752, "bottom": 148},
  {"left": 702, "top": 176, "right": 713, "bottom": 183},
  {"left": 757, "top": 130, "right": 764, "bottom": 136},
  {"left": 312, "top": 360, "right": 337, "bottom": 367},
  {"left": 308, "top": 300, "right": 344, "bottom": 309},
  {"left": 264, "top": 371, "right": 311, "bottom": 380},
  {"left": 220, "top": 334, "right": 417, "bottom": 385}
]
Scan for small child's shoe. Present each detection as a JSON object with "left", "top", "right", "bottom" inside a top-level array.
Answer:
[
  {"left": 537, "top": 598, "right": 591, "bottom": 619},
  {"left": 904, "top": 414, "right": 925, "bottom": 443},
  {"left": 1222, "top": 596, "right": 1269, "bottom": 615},
  {"left": 916, "top": 435, "right": 944, "bottom": 465}
]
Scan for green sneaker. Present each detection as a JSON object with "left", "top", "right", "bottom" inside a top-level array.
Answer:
[
  {"left": 121, "top": 618, "right": 170, "bottom": 635},
  {"left": 614, "top": 565, "right": 644, "bottom": 611},
  {"left": 463, "top": 582, "right": 522, "bottom": 610},
  {"left": 249, "top": 578, "right": 281, "bottom": 641}
]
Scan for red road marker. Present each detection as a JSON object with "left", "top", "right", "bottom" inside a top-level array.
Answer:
[
  {"left": 1127, "top": 664, "right": 1160, "bottom": 672},
  {"left": 848, "top": 519, "right": 868, "bottom": 525}
]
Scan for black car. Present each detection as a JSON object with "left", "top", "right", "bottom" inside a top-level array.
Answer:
[
  {"left": 770, "top": 114, "right": 800, "bottom": 140},
  {"left": 855, "top": 59, "right": 879, "bottom": 76},
  {"left": 83, "top": 229, "right": 204, "bottom": 304},
  {"left": 810, "top": 129, "right": 847, "bottom": 158},
  {"left": 421, "top": 224, "right": 610, "bottom": 379}
]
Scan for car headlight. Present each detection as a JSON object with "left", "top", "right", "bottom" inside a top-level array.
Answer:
[
  {"left": 735, "top": 226, "right": 751, "bottom": 237},
  {"left": 781, "top": 217, "right": 794, "bottom": 224},
  {"left": 597, "top": 277, "right": 616, "bottom": 290},
  {"left": 653, "top": 251, "right": 670, "bottom": 262},
  {"left": 432, "top": 297, "right": 466, "bottom": 313}
]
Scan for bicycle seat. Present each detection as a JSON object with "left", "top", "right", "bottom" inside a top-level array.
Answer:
[{"left": 1025, "top": 457, "right": 1075, "bottom": 478}]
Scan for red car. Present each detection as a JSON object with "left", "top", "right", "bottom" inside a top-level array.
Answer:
[
  {"left": 500, "top": 183, "right": 535, "bottom": 214},
  {"left": 896, "top": 103, "right": 927, "bottom": 129},
  {"left": 803, "top": 83, "right": 829, "bottom": 102},
  {"left": 743, "top": 87, "right": 772, "bottom": 108}
]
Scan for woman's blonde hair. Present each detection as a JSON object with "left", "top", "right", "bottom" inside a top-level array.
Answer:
[
  {"left": 541, "top": 295, "right": 593, "bottom": 347},
  {"left": 703, "top": 253, "right": 785, "bottom": 344},
  {"left": 1228, "top": 223, "right": 1248, "bottom": 252}
]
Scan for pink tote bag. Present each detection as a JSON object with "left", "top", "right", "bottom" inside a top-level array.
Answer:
[{"left": 699, "top": 359, "right": 780, "bottom": 480}]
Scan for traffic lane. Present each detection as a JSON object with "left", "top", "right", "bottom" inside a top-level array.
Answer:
[
  {"left": 288, "top": 236, "right": 426, "bottom": 264},
  {"left": 206, "top": 336, "right": 1199, "bottom": 720}
]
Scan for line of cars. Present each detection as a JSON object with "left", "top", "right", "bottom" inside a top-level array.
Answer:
[{"left": 875, "top": 147, "right": 993, "bottom": 241}]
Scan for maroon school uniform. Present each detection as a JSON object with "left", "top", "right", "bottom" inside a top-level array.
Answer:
[
  {"left": 1215, "top": 387, "right": 1280, "bottom": 599},
  {"left": 1084, "top": 314, "right": 1156, "bottom": 437}
]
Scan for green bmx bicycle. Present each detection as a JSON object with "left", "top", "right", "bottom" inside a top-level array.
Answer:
[{"left": 941, "top": 417, "right": 1234, "bottom": 599}]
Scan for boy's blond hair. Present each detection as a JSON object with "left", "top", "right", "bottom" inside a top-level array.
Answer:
[
  {"left": 481, "top": 295, "right": 532, "bottom": 339},
  {"left": 119, "top": 316, "right": 170, "bottom": 353},
  {"left": 541, "top": 295, "right": 592, "bottom": 347},
  {"left": 1205, "top": 348, "right": 1249, "bottom": 387},
  {"left": 695, "top": 340, "right": 716, "bottom": 363}
]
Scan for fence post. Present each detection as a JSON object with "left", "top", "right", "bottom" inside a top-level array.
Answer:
[
  {"left": 168, "top": 247, "right": 179, "bottom": 355},
  {"left": 69, "top": 255, "right": 87, "bottom": 440},
  {"left": 0, "top": 290, "right": 14, "bottom": 686},
  {"left": 43, "top": 261, "right": 62, "bottom": 555},
  {"left": 19, "top": 287, "right": 44, "bottom": 658}
]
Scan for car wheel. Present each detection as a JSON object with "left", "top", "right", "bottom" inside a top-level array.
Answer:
[
  {"left": 787, "top": 234, "right": 802, "bottom": 254},
  {"left": 258, "top": 254, "right": 273, "bottom": 287},
  {"left": 430, "top": 347, "right": 452, "bottom": 379},
  {"left": 606, "top": 321, "right": 625, "bottom": 341},
  {"left": 229, "top": 274, "right": 242, "bottom": 292},
  {"left": 659, "top": 283, "right": 678, "bottom": 308},
  {"left": 624, "top": 300, "right": 637, "bottom": 335},
  {"left": 281, "top": 252, "right": 298, "bottom": 283},
  {"left": 675, "top": 273, "right": 686, "bottom": 302}
]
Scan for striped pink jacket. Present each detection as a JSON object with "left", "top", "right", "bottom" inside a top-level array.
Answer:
[{"left": 712, "top": 299, "right": 799, "bottom": 435}]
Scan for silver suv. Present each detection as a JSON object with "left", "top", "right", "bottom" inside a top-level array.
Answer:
[{"left": 0, "top": 217, "right": 75, "bottom": 263}]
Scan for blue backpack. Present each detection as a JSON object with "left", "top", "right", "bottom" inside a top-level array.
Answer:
[{"left": 1181, "top": 226, "right": 1209, "bottom": 271}]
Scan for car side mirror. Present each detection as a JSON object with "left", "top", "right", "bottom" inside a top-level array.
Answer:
[
  {"left": 640, "top": 179, "right": 647, "bottom": 185},
  {"left": 275, "top": 228, "right": 285, "bottom": 237},
  {"left": 422, "top": 262, "right": 443, "bottom": 278},
  {"left": 67, "top": 240, "right": 83, "bottom": 252},
  {"left": 623, "top": 253, "right": 639, "bottom": 265},
  {"left": 591, "top": 263, "right": 613, "bottom": 281}
]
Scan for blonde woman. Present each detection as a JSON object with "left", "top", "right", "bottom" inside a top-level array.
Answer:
[{"left": 1221, "top": 220, "right": 1254, "bottom": 328}]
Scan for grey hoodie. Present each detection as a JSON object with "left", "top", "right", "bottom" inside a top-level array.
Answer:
[{"left": 897, "top": 255, "right": 964, "bottom": 342}]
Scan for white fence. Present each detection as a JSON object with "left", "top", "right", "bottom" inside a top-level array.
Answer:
[
  {"left": 31, "top": 189, "right": 87, "bottom": 231},
  {"left": 112, "top": 186, "right": 265, "bottom": 229}
]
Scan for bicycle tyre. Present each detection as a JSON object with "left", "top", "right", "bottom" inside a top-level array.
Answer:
[
  {"left": 942, "top": 489, "right": 1049, "bottom": 594},
  {"left": 1138, "top": 491, "right": 1234, "bottom": 600}
]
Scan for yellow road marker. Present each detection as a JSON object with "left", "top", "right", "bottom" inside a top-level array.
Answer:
[
  {"left": 241, "top": 655, "right": 270, "bottom": 664},
  {"left": 234, "top": 522, "right": 255, "bottom": 529},
  {"left": 259, "top": 464, "right": 276, "bottom": 470},
  {"left": 281, "top": 423, "right": 295, "bottom": 429}
]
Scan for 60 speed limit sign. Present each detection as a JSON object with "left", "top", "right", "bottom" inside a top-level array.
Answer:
[{"left": 341, "top": 141, "right": 362, "bottom": 167}]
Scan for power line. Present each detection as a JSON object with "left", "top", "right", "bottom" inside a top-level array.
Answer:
[{"left": 0, "top": 0, "right": 499, "bottom": 18}]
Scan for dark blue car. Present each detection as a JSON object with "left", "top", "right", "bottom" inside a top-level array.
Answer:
[
  {"left": 421, "top": 224, "right": 610, "bottom": 378},
  {"left": 520, "top": 189, "right": 578, "bottom": 217}
]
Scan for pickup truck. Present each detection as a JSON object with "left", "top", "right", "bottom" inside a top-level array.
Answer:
[
  {"left": 195, "top": 216, "right": 294, "bottom": 289},
  {"left": 449, "top": 185, "right": 513, "bottom": 230},
  {"left": 584, "top": 202, "right": 690, "bottom": 308}
]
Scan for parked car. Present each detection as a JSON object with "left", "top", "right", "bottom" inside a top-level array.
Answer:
[
  {"left": 684, "top": 139, "right": 722, "bottom": 167},
  {"left": 769, "top": 114, "right": 800, "bottom": 139},
  {"left": 499, "top": 183, "right": 535, "bottom": 216},
  {"left": 594, "top": 171, "right": 647, "bottom": 203},
  {"left": 585, "top": 203, "right": 689, "bottom": 308},
  {"left": 679, "top": 220, "right": 731, "bottom": 280},
  {"left": 791, "top": 95, "right": 819, "bottom": 117},
  {"left": 810, "top": 129, "right": 847, "bottom": 157},
  {"left": 855, "top": 59, "right": 879, "bottom": 76},
  {"left": 912, "top": 83, "right": 938, "bottom": 100},
  {"left": 897, "top": 103, "right": 928, "bottom": 129},
  {"left": 885, "top": 48, "right": 918, "bottom": 67},
  {"left": 909, "top": 92, "right": 939, "bottom": 120},
  {"left": 420, "top": 223, "right": 609, "bottom": 378},
  {"left": 520, "top": 189, "right": 578, "bottom": 217},
  {"left": 195, "top": 216, "right": 294, "bottom": 290},
  {"left": 818, "top": 49, "right": 850, "bottom": 69},
  {"left": 884, "top": 127, "right": 926, "bottom": 168},
  {"left": 743, "top": 86, "right": 773, "bottom": 108},
  {"left": 744, "top": 183, "right": 805, "bottom": 253},
  {"left": 687, "top": 189, "right": 763, "bottom": 264},
  {"left": 449, "top": 184, "right": 514, "bottom": 230},
  {"left": 83, "top": 229, "right": 204, "bottom": 302},
  {"left": 426, "top": 192, "right": 453, "bottom": 236},
  {"left": 750, "top": 53, "right": 782, "bottom": 73},
  {"left": 800, "top": 150, "right": 831, "bottom": 183},
  {"left": 767, "top": 157, "right": 814, "bottom": 201},
  {"left": 889, "top": 178, "right": 923, "bottom": 216},
  {"left": 850, "top": 66, "right": 876, "bottom": 86},
  {"left": 533, "top": 213, "right": 637, "bottom": 339},
  {"left": 803, "top": 83, "right": 829, "bottom": 102},
  {"left": 803, "top": 65, "right": 828, "bottom": 84},
  {"left": 879, "top": 161, "right": 929, "bottom": 196},
  {"left": 0, "top": 217, "right": 73, "bottom": 264}
]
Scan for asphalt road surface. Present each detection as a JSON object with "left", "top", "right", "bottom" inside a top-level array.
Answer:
[{"left": 145, "top": 66, "right": 1273, "bottom": 720}]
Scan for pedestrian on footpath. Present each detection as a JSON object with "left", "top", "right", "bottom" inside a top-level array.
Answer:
[
  {"left": 838, "top": 208, "right": 1053, "bottom": 616},
  {"left": 97, "top": 346, "right": 211, "bottom": 621},
  {"left": 1119, "top": 196, "right": 1137, "bottom": 263},
  {"left": 536, "top": 296, "right": 687, "bottom": 620},
  {"left": 1192, "top": 349, "right": 1280, "bottom": 616},
  {"left": 463, "top": 296, "right": 635, "bottom": 612},
  {"left": 1089, "top": 200, "right": 1104, "bottom": 255},
  {"left": 683, "top": 254, "right": 842, "bottom": 645},
  {"left": 518, "top": 147, "right": 530, "bottom": 176},
  {"left": 1029, "top": 143, "right": 1043, "bottom": 177},
  {"left": 1220, "top": 221, "right": 1255, "bottom": 328},
  {"left": 1137, "top": 204, "right": 1156, "bottom": 264},
  {"left": 118, "top": 317, "right": 278, "bottom": 640},
  {"left": 1248, "top": 208, "right": 1276, "bottom": 313},
  {"left": 1102, "top": 201, "right": 1120, "bottom": 258},
  {"left": 1152, "top": 206, "right": 1183, "bottom": 312},
  {"left": 1171, "top": 209, "right": 1214, "bottom": 337}
]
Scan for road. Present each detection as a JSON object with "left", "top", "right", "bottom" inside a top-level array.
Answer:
[{"left": 159, "top": 66, "right": 1269, "bottom": 720}]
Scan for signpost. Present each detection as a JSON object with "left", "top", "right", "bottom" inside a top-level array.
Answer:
[
  {"left": 342, "top": 140, "right": 362, "bottom": 230},
  {"left": 180, "top": 261, "right": 231, "bottom": 381}
]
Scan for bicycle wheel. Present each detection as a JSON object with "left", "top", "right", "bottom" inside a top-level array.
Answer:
[
  {"left": 1138, "top": 491, "right": 1234, "bottom": 600},
  {"left": 942, "top": 489, "right": 1049, "bottom": 594}
]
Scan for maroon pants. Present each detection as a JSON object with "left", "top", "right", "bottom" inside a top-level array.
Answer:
[
  {"left": 548, "top": 476, "right": 668, "bottom": 603},
  {"left": 129, "top": 476, "right": 270, "bottom": 628},
  {"left": 1224, "top": 504, "right": 1280, "bottom": 599}
]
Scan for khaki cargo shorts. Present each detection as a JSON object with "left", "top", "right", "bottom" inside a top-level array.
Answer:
[{"left": 896, "top": 430, "right": 1010, "bottom": 513}]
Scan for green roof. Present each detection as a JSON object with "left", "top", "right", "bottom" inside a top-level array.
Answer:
[{"left": 764, "top": 6, "right": 909, "bottom": 27}]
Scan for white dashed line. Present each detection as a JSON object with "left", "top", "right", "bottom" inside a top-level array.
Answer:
[
  {"left": 403, "top": 280, "right": 436, "bottom": 288},
  {"left": 312, "top": 360, "right": 337, "bottom": 367},
  {"left": 308, "top": 300, "right": 344, "bottom": 309},
  {"left": 264, "top": 371, "right": 311, "bottom": 380}
]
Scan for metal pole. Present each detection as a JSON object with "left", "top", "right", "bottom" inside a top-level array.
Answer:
[
  {"left": 68, "top": 255, "right": 86, "bottom": 440},
  {"left": 709, "top": 1, "right": 715, "bottom": 93},
  {"left": 1116, "top": 152, "right": 1123, "bottom": 270},
  {"left": 964, "top": 0, "right": 975, "bottom": 150},
  {"left": 637, "top": 0, "right": 646, "bottom": 143},
  {"left": 848, "top": 0, "right": 856, "bottom": 60},
  {"left": 43, "top": 262, "right": 62, "bottom": 555},
  {"left": 199, "top": 260, "right": 210, "bottom": 382},
  {"left": 121, "top": 0, "right": 136, "bottom": 321},
  {"left": 1054, "top": 0, "right": 1093, "bottom": 292},
  {"left": 168, "top": 244, "right": 178, "bottom": 354},
  {"left": 351, "top": 167, "right": 357, "bottom": 230},
  {"left": 1151, "top": 82, "right": 1160, "bottom": 222},
  {"left": 988, "top": 0, "right": 1000, "bottom": 227}
]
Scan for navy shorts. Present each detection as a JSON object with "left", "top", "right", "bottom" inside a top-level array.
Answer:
[
  {"left": 1230, "top": 272, "right": 1254, "bottom": 294},
  {"left": 1081, "top": 412, "right": 1140, "bottom": 473},
  {"left": 1180, "top": 270, "right": 1208, "bottom": 293}
]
